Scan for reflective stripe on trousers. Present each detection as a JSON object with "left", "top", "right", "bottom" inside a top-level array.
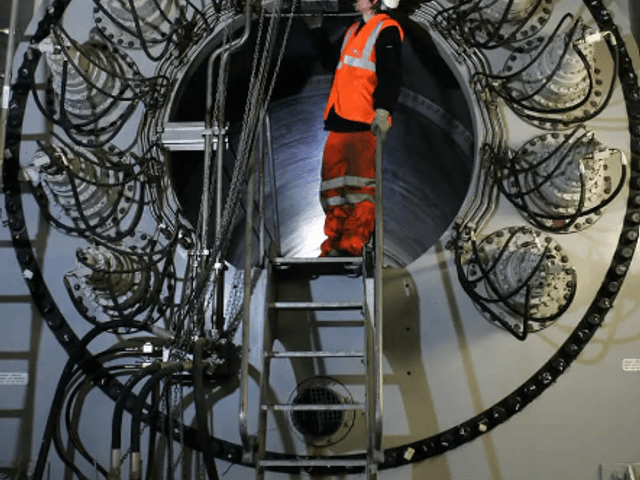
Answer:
[
  {"left": 320, "top": 175, "right": 376, "bottom": 209},
  {"left": 319, "top": 131, "right": 377, "bottom": 255},
  {"left": 320, "top": 131, "right": 377, "bottom": 210}
]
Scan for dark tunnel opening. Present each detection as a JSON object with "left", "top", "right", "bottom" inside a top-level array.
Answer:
[{"left": 169, "top": 14, "right": 474, "bottom": 266}]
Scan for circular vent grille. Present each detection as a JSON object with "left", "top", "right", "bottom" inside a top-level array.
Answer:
[
  {"left": 288, "top": 377, "right": 355, "bottom": 447},
  {"left": 291, "top": 386, "right": 344, "bottom": 438}
]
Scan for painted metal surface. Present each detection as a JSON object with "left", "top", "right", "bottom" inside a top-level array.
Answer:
[{"left": 1, "top": 1, "right": 640, "bottom": 480}]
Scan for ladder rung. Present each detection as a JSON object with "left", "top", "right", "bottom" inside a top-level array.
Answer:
[
  {"left": 269, "top": 351, "right": 363, "bottom": 358},
  {"left": 270, "top": 301, "right": 362, "bottom": 310},
  {"left": 0, "top": 410, "right": 24, "bottom": 418},
  {"left": 0, "top": 351, "right": 31, "bottom": 360},
  {"left": 261, "top": 403, "right": 365, "bottom": 412},
  {"left": 274, "top": 256, "right": 363, "bottom": 266},
  {"left": 0, "top": 295, "right": 32, "bottom": 303},
  {"left": 259, "top": 458, "right": 367, "bottom": 468},
  {"left": 272, "top": 256, "right": 363, "bottom": 276},
  {"left": 314, "top": 319, "right": 366, "bottom": 327}
]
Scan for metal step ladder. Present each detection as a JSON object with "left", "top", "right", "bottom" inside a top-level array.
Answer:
[
  {"left": 254, "top": 248, "right": 383, "bottom": 479},
  {"left": 236, "top": 112, "right": 387, "bottom": 479}
]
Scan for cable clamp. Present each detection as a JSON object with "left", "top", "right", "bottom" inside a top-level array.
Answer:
[
  {"left": 203, "top": 123, "right": 229, "bottom": 136},
  {"left": 188, "top": 249, "right": 210, "bottom": 257},
  {"left": 575, "top": 30, "right": 615, "bottom": 46}
]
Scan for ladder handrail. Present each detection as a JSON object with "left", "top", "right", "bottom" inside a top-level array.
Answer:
[
  {"left": 364, "top": 128, "right": 385, "bottom": 473},
  {"left": 363, "top": 253, "right": 375, "bottom": 476},
  {"left": 373, "top": 130, "right": 384, "bottom": 463},
  {"left": 247, "top": 124, "right": 385, "bottom": 475},
  {"left": 0, "top": 0, "right": 21, "bottom": 191},
  {"left": 238, "top": 108, "right": 285, "bottom": 460},
  {"left": 264, "top": 113, "right": 281, "bottom": 255},
  {"left": 239, "top": 125, "right": 259, "bottom": 457}
]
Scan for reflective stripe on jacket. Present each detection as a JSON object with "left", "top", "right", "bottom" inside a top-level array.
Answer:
[{"left": 323, "top": 14, "right": 405, "bottom": 125}]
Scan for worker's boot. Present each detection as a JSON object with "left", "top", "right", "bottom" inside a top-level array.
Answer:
[
  {"left": 337, "top": 201, "right": 374, "bottom": 256},
  {"left": 319, "top": 239, "right": 335, "bottom": 257},
  {"left": 319, "top": 205, "right": 350, "bottom": 256},
  {"left": 336, "top": 233, "right": 365, "bottom": 256}
]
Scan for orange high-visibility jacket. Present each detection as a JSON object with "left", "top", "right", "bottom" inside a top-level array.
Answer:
[{"left": 324, "top": 14, "right": 405, "bottom": 125}]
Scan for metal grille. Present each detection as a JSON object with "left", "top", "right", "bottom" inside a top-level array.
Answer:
[{"left": 291, "top": 386, "right": 344, "bottom": 438}]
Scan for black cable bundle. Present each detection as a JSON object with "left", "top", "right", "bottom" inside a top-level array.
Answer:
[
  {"left": 434, "top": 0, "right": 546, "bottom": 49},
  {"left": 494, "top": 126, "right": 627, "bottom": 231},
  {"left": 471, "top": 15, "right": 620, "bottom": 126},
  {"left": 452, "top": 226, "right": 550, "bottom": 340},
  {"left": 33, "top": 322, "right": 160, "bottom": 480}
]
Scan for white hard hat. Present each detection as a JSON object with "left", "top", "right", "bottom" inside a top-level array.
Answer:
[{"left": 382, "top": 0, "right": 399, "bottom": 9}]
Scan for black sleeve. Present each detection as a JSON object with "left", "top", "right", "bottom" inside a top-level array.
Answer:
[
  {"left": 373, "top": 26, "right": 403, "bottom": 114},
  {"left": 307, "top": 24, "right": 345, "bottom": 72}
]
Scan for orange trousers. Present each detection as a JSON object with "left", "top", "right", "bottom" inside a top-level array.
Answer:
[{"left": 320, "top": 131, "right": 377, "bottom": 256}]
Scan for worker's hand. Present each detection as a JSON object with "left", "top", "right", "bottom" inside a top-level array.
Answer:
[
  {"left": 303, "top": 12, "right": 323, "bottom": 29},
  {"left": 371, "top": 108, "right": 391, "bottom": 141}
]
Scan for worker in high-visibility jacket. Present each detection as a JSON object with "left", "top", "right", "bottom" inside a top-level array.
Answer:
[{"left": 307, "top": 0, "right": 404, "bottom": 257}]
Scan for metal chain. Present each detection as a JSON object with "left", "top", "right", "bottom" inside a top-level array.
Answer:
[
  {"left": 198, "top": 452, "right": 206, "bottom": 480},
  {"left": 262, "top": 0, "right": 299, "bottom": 112},
  {"left": 119, "top": 412, "right": 151, "bottom": 466},
  {"left": 118, "top": 423, "right": 149, "bottom": 465},
  {"left": 214, "top": 0, "right": 297, "bottom": 270},
  {"left": 223, "top": 268, "right": 244, "bottom": 330},
  {"left": 120, "top": 446, "right": 132, "bottom": 466},
  {"left": 252, "top": 3, "right": 279, "bottom": 100},
  {"left": 195, "top": 6, "right": 232, "bottom": 255},
  {"left": 211, "top": 0, "right": 280, "bottom": 254},
  {"left": 180, "top": 379, "right": 185, "bottom": 473},
  {"left": 179, "top": 6, "right": 264, "bottom": 341},
  {"left": 197, "top": 8, "right": 232, "bottom": 246},
  {"left": 186, "top": 0, "right": 296, "bottom": 328},
  {"left": 160, "top": 376, "right": 171, "bottom": 475},
  {"left": 224, "top": 265, "right": 264, "bottom": 339},
  {"left": 171, "top": 379, "right": 185, "bottom": 476},
  {"left": 211, "top": 10, "right": 232, "bottom": 149},
  {"left": 219, "top": 0, "right": 299, "bottom": 341},
  {"left": 198, "top": 3, "right": 270, "bottom": 317}
]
